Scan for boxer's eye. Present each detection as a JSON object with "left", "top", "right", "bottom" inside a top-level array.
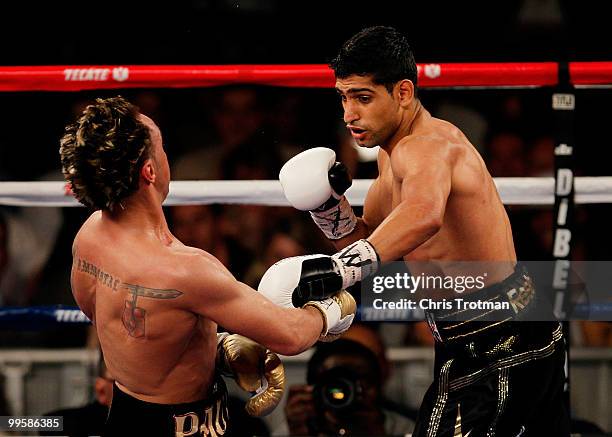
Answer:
[{"left": 358, "top": 95, "right": 371, "bottom": 103}]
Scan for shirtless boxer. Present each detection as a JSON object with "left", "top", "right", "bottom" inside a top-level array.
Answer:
[
  {"left": 59, "top": 96, "right": 356, "bottom": 436},
  {"left": 262, "top": 27, "right": 568, "bottom": 436}
]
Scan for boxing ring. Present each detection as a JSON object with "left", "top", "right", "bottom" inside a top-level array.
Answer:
[{"left": 1, "top": 62, "right": 612, "bottom": 430}]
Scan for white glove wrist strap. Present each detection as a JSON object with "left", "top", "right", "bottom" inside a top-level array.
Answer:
[
  {"left": 331, "top": 239, "right": 380, "bottom": 289},
  {"left": 303, "top": 298, "right": 340, "bottom": 336},
  {"left": 310, "top": 195, "right": 357, "bottom": 240}
]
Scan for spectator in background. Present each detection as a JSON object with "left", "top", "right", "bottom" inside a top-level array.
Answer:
[
  {"left": 485, "top": 131, "right": 527, "bottom": 177},
  {"left": 284, "top": 325, "right": 415, "bottom": 436},
  {"left": 42, "top": 353, "right": 113, "bottom": 436},
  {"left": 0, "top": 207, "right": 61, "bottom": 308},
  {"left": 172, "top": 86, "right": 268, "bottom": 180},
  {"left": 490, "top": 95, "right": 527, "bottom": 137},
  {"left": 242, "top": 228, "right": 305, "bottom": 288},
  {"left": 168, "top": 205, "right": 253, "bottom": 280},
  {"left": 216, "top": 139, "right": 284, "bottom": 258},
  {"left": 526, "top": 135, "right": 555, "bottom": 177},
  {"left": 133, "top": 91, "right": 164, "bottom": 129},
  {"left": 17, "top": 207, "right": 90, "bottom": 347},
  {"left": 269, "top": 90, "right": 309, "bottom": 163}
]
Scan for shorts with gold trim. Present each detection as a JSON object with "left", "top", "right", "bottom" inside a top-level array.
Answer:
[
  {"left": 104, "top": 377, "right": 229, "bottom": 437},
  {"left": 415, "top": 266, "right": 568, "bottom": 436},
  {"left": 425, "top": 264, "right": 542, "bottom": 344},
  {"left": 413, "top": 321, "right": 569, "bottom": 437}
]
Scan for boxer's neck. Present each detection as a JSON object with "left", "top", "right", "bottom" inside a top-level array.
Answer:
[
  {"left": 381, "top": 98, "right": 423, "bottom": 154},
  {"left": 102, "top": 190, "right": 170, "bottom": 241}
]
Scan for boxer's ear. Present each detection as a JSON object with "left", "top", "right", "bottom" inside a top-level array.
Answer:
[
  {"left": 397, "top": 80, "right": 414, "bottom": 108},
  {"left": 140, "top": 159, "right": 156, "bottom": 184}
]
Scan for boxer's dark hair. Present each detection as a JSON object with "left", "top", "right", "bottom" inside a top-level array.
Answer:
[
  {"left": 330, "top": 26, "right": 417, "bottom": 94},
  {"left": 60, "top": 96, "right": 151, "bottom": 211}
]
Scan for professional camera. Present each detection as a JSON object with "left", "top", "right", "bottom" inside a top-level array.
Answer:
[{"left": 313, "top": 366, "right": 363, "bottom": 412}]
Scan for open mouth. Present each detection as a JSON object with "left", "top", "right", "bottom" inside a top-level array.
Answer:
[{"left": 348, "top": 125, "right": 366, "bottom": 139}]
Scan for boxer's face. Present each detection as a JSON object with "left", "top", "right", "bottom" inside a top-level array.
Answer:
[{"left": 336, "top": 74, "right": 403, "bottom": 148}]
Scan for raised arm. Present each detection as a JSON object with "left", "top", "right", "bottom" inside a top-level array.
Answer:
[
  {"left": 367, "top": 138, "right": 452, "bottom": 262},
  {"left": 266, "top": 142, "right": 448, "bottom": 306}
]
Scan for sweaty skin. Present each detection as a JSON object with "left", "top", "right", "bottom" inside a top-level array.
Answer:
[
  {"left": 71, "top": 114, "right": 323, "bottom": 405},
  {"left": 333, "top": 75, "right": 516, "bottom": 288}
]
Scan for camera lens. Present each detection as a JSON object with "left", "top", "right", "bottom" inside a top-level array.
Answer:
[{"left": 321, "top": 376, "right": 355, "bottom": 410}]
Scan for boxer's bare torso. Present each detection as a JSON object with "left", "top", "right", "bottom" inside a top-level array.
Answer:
[
  {"left": 72, "top": 214, "right": 323, "bottom": 405},
  {"left": 69, "top": 113, "right": 325, "bottom": 406},
  {"left": 335, "top": 74, "right": 516, "bottom": 286},
  {"left": 366, "top": 110, "right": 516, "bottom": 262},
  {"left": 72, "top": 212, "right": 219, "bottom": 404},
  {"left": 366, "top": 110, "right": 516, "bottom": 286},
  {"left": 61, "top": 101, "right": 335, "bottom": 423}
]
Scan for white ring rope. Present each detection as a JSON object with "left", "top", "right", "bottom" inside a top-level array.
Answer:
[{"left": 0, "top": 177, "right": 611, "bottom": 207}]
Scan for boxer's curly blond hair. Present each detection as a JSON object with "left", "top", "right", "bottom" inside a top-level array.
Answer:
[{"left": 60, "top": 96, "right": 151, "bottom": 211}]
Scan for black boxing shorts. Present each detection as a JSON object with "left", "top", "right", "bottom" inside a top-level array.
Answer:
[
  {"left": 413, "top": 266, "right": 570, "bottom": 436},
  {"left": 424, "top": 264, "right": 540, "bottom": 344},
  {"left": 104, "top": 377, "right": 229, "bottom": 437}
]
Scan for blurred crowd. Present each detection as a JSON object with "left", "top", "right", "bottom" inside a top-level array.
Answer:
[
  {"left": 0, "top": 2, "right": 610, "bottom": 433},
  {"left": 0, "top": 84, "right": 611, "bottom": 435},
  {"left": 1, "top": 86, "right": 611, "bottom": 350}
]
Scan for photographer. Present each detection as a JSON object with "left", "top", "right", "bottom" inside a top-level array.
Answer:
[{"left": 285, "top": 333, "right": 415, "bottom": 436}]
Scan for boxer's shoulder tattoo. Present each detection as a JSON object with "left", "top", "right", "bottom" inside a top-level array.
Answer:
[
  {"left": 122, "top": 284, "right": 183, "bottom": 300},
  {"left": 121, "top": 283, "right": 183, "bottom": 338},
  {"left": 76, "top": 258, "right": 184, "bottom": 338},
  {"left": 76, "top": 257, "right": 121, "bottom": 290}
]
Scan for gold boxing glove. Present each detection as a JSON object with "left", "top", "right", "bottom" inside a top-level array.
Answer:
[
  {"left": 303, "top": 290, "right": 357, "bottom": 342},
  {"left": 216, "top": 333, "right": 285, "bottom": 416}
]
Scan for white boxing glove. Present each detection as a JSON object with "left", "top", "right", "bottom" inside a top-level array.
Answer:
[
  {"left": 279, "top": 147, "right": 357, "bottom": 240},
  {"left": 257, "top": 255, "right": 333, "bottom": 308},
  {"left": 279, "top": 147, "right": 336, "bottom": 211},
  {"left": 257, "top": 254, "right": 358, "bottom": 341}
]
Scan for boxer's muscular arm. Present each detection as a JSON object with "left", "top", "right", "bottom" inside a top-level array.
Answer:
[
  {"left": 182, "top": 255, "right": 323, "bottom": 355},
  {"left": 367, "top": 138, "right": 451, "bottom": 262}
]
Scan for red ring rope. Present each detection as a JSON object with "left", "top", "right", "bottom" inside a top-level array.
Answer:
[{"left": 0, "top": 62, "right": 611, "bottom": 91}]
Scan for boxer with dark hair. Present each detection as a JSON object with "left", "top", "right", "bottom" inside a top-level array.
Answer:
[
  {"left": 267, "top": 26, "right": 568, "bottom": 436},
  {"left": 60, "top": 96, "right": 356, "bottom": 436}
]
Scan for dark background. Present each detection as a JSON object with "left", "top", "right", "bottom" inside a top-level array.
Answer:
[
  {"left": 2, "top": 0, "right": 611, "bottom": 64},
  {"left": 1, "top": 0, "right": 611, "bottom": 180},
  {"left": 1, "top": 0, "right": 611, "bottom": 305}
]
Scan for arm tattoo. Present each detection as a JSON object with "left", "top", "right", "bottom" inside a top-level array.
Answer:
[{"left": 75, "top": 257, "right": 183, "bottom": 338}]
